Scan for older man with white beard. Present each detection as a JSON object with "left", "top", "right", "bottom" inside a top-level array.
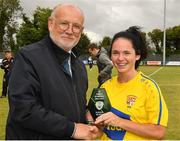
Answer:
[{"left": 6, "top": 3, "right": 102, "bottom": 140}]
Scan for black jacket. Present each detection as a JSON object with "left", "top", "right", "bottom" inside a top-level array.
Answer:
[{"left": 6, "top": 36, "right": 88, "bottom": 139}]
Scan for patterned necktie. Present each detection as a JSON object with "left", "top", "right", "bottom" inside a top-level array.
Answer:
[{"left": 64, "top": 57, "right": 72, "bottom": 77}]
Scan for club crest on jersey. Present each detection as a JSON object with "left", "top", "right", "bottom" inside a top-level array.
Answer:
[
  {"left": 127, "top": 95, "right": 137, "bottom": 108},
  {"left": 95, "top": 101, "right": 104, "bottom": 110}
]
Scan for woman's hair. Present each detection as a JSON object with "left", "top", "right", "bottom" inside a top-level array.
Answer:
[{"left": 110, "top": 26, "right": 147, "bottom": 69}]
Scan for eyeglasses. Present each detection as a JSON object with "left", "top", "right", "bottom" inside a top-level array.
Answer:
[{"left": 54, "top": 20, "right": 83, "bottom": 34}]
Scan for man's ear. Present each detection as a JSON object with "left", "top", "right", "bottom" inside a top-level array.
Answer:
[{"left": 48, "top": 17, "right": 53, "bottom": 31}]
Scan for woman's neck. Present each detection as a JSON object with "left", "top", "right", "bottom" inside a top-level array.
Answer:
[{"left": 118, "top": 70, "right": 138, "bottom": 83}]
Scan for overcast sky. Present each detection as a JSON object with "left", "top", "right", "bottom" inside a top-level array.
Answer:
[{"left": 20, "top": 0, "right": 180, "bottom": 43}]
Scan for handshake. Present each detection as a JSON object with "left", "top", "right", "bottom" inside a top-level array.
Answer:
[{"left": 72, "top": 121, "right": 103, "bottom": 140}]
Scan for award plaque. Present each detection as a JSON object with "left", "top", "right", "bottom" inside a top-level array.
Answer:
[{"left": 88, "top": 88, "right": 111, "bottom": 119}]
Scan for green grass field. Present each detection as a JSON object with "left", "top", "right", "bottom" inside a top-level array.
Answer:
[{"left": 0, "top": 66, "right": 180, "bottom": 139}]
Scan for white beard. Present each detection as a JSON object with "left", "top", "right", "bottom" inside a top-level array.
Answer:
[{"left": 49, "top": 32, "right": 79, "bottom": 52}]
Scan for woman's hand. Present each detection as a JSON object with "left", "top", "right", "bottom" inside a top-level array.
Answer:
[
  {"left": 95, "top": 112, "right": 121, "bottom": 127},
  {"left": 95, "top": 112, "right": 166, "bottom": 140}
]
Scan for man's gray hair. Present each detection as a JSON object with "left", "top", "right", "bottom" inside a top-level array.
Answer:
[{"left": 50, "top": 3, "right": 84, "bottom": 19}]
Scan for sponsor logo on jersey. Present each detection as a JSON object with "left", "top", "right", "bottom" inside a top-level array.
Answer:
[
  {"left": 104, "top": 125, "right": 126, "bottom": 140},
  {"left": 106, "top": 125, "right": 124, "bottom": 131}
]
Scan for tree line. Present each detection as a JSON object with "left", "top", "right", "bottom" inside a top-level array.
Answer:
[{"left": 0, "top": 0, "right": 180, "bottom": 57}]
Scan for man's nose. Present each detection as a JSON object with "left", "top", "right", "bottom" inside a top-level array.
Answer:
[{"left": 65, "top": 24, "right": 73, "bottom": 34}]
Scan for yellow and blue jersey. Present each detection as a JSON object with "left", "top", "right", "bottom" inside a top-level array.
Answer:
[{"left": 100, "top": 71, "right": 168, "bottom": 140}]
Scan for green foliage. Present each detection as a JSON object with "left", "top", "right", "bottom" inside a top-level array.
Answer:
[
  {"left": 75, "top": 33, "right": 90, "bottom": 56},
  {"left": 141, "top": 32, "right": 150, "bottom": 48},
  {"left": 16, "top": 27, "right": 41, "bottom": 48},
  {"left": 0, "top": 0, "right": 22, "bottom": 51},
  {"left": 147, "top": 25, "right": 180, "bottom": 56},
  {"left": 166, "top": 25, "right": 180, "bottom": 52},
  {"left": 140, "top": 31, "right": 154, "bottom": 56},
  {"left": 148, "top": 29, "right": 163, "bottom": 54},
  {"left": 6, "top": 23, "right": 17, "bottom": 51},
  {"left": 33, "top": 7, "right": 52, "bottom": 37},
  {"left": 16, "top": 7, "right": 52, "bottom": 50},
  {"left": 99, "top": 36, "right": 111, "bottom": 49}
]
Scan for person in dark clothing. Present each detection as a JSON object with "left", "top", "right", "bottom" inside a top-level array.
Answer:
[
  {"left": 0, "top": 50, "right": 14, "bottom": 98},
  {"left": 88, "top": 43, "right": 113, "bottom": 88},
  {"left": 88, "top": 56, "right": 93, "bottom": 70},
  {"left": 6, "top": 4, "right": 102, "bottom": 140}
]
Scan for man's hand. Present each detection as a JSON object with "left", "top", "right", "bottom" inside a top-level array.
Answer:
[
  {"left": 72, "top": 123, "right": 103, "bottom": 140},
  {"left": 86, "top": 110, "right": 94, "bottom": 124}
]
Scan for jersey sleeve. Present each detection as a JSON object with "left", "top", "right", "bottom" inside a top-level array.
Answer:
[{"left": 145, "top": 80, "right": 168, "bottom": 127}]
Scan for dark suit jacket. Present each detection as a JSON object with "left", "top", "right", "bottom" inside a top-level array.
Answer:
[{"left": 6, "top": 35, "right": 88, "bottom": 139}]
